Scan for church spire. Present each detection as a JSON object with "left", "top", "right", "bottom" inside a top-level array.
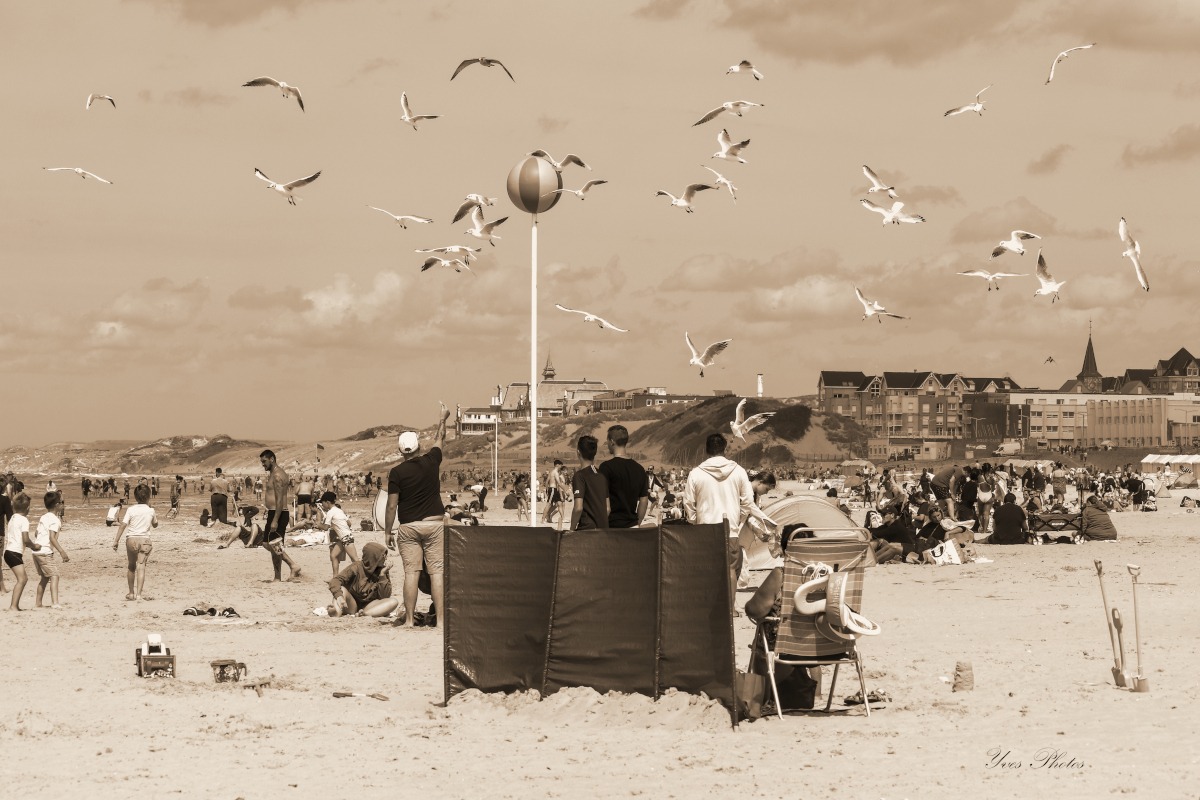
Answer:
[
  {"left": 542, "top": 352, "right": 556, "bottom": 381},
  {"left": 1077, "top": 332, "right": 1102, "bottom": 392}
]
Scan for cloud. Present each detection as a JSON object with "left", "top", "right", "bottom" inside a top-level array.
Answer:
[
  {"left": 300, "top": 271, "right": 405, "bottom": 327},
  {"left": 1027, "top": 144, "right": 1072, "bottom": 175},
  {"left": 359, "top": 57, "right": 401, "bottom": 76},
  {"left": 948, "top": 198, "right": 1105, "bottom": 244},
  {"left": 102, "top": 278, "right": 210, "bottom": 334},
  {"left": 1121, "top": 124, "right": 1200, "bottom": 167},
  {"left": 904, "top": 185, "right": 964, "bottom": 207},
  {"left": 139, "top": 87, "right": 234, "bottom": 107},
  {"left": 659, "top": 249, "right": 841, "bottom": 293},
  {"left": 130, "top": 0, "right": 349, "bottom": 27},
  {"left": 634, "top": 0, "right": 695, "bottom": 20},
  {"left": 537, "top": 115, "right": 569, "bottom": 134},
  {"left": 718, "top": 0, "right": 1022, "bottom": 66},
  {"left": 228, "top": 285, "right": 311, "bottom": 312},
  {"left": 1036, "top": 1, "right": 1200, "bottom": 55}
]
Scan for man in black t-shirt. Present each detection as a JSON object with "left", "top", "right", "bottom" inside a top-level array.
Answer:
[
  {"left": 989, "top": 493, "right": 1029, "bottom": 545},
  {"left": 384, "top": 402, "right": 450, "bottom": 628},
  {"left": 598, "top": 425, "right": 649, "bottom": 528},
  {"left": 570, "top": 435, "right": 609, "bottom": 531}
]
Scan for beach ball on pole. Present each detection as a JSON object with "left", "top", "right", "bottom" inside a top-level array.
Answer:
[{"left": 507, "top": 156, "right": 562, "bottom": 528}]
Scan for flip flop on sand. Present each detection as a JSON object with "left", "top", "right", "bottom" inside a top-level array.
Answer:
[{"left": 844, "top": 690, "right": 890, "bottom": 706}]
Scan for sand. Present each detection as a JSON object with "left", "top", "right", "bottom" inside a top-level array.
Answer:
[{"left": 3, "top": 483, "right": 1198, "bottom": 799}]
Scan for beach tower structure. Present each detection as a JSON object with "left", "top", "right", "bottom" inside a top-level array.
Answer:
[
  {"left": 757, "top": 373, "right": 764, "bottom": 398},
  {"left": 1077, "top": 332, "right": 1103, "bottom": 395}
]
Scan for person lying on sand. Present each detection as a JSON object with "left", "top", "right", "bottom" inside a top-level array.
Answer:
[{"left": 326, "top": 542, "right": 399, "bottom": 618}]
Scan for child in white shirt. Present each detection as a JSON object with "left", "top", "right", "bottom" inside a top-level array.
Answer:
[
  {"left": 112, "top": 485, "right": 158, "bottom": 601},
  {"left": 4, "top": 493, "right": 32, "bottom": 611},
  {"left": 31, "top": 492, "right": 70, "bottom": 608},
  {"left": 314, "top": 491, "right": 359, "bottom": 574}
]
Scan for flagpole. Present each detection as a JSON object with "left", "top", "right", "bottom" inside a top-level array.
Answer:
[{"left": 530, "top": 215, "right": 538, "bottom": 529}]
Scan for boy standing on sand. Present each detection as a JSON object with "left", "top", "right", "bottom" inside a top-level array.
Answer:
[
  {"left": 113, "top": 484, "right": 157, "bottom": 601},
  {"left": 4, "top": 493, "right": 32, "bottom": 610},
  {"left": 260, "top": 450, "right": 301, "bottom": 582},
  {"left": 31, "top": 491, "right": 69, "bottom": 608}
]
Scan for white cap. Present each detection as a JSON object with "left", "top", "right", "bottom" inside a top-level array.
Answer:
[{"left": 398, "top": 431, "right": 420, "bottom": 455}]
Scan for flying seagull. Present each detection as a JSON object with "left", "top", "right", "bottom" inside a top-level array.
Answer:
[
  {"left": 730, "top": 398, "right": 775, "bottom": 440},
  {"left": 855, "top": 287, "right": 908, "bottom": 322},
  {"left": 957, "top": 269, "right": 1029, "bottom": 291},
  {"left": 1119, "top": 217, "right": 1149, "bottom": 292},
  {"left": 701, "top": 166, "right": 738, "bottom": 201},
  {"left": 1046, "top": 43, "right": 1096, "bottom": 85},
  {"left": 415, "top": 245, "right": 481, "bottom": 262},
  {"left": 1044, "top": 356, "right": 1055, "bottom": 364},
  {"left": 655, "top": 183, "right": 716, "bottom": 213},
  {"left": 685, "top": 332, "right": 731, "bottom": 378},
  {"left": 85, "top": 94, "right": 116, "bottom": 110},
  {"left": 243, "top": 76, "right": 305, "bottom": 111},
  {"left": 367, "top": 206, "right": 433, "bottom": 228},
  {"left": 693, "top": 100, "right": 764, "bottom": 127},
  {"left": 451, "top": 57, "right": 514, "bottom": 82},
  {"left": 712, "top": 128, "right": 750, "bottom": 163},
  {"left": 254, "top": 168, "right": 320, "bottom": 205},
  {"left": 859, "top": 198, "right": 925, "bottom": 225},
  {"left": 1034, "top": 249, "right": 1066, "bottom": 302},
  {"left": 464, "top": 205, "right": 507, "bottom": 245},
  {"left": 726, "top": 60, "right": 763, "bottom": 80},
  {"left": 991, "top": 230, "right": 1041, "bottom": 258},
  {"left": 399, "top": 92, "right": 440, "bottom": 130},
  {"left": 420, "top": 256, "right": 472, "bottom": 274},
  {"left": 944, "top": 85, "right": 992, "bottom": 117},
  {"left": 554, "top": 304, "right": 628, "bottom": 332},
  {"left": 529, "top": 149, "right": 591, "bottom": 173},
  {"left": 452, "top": 194, "right": 497, "bottom": 223},
  {"left": 862, "top": 165, "right": 898, "bottom": 199},
  {"left": 548, "top": 179, "right": 609, "bottom": 200},
  {"left": 43, "top": 167, "right": 112, "bottom": 184}
]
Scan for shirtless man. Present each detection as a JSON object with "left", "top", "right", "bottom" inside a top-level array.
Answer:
[{"left": 260, "top": 449, "right": 301, "bottom": 582}]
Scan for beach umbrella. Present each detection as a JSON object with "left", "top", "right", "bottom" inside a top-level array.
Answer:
[{"left": 506, "top": 155, "right": 563, "bottom": 528}]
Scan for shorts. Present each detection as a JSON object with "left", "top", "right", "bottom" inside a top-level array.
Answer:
[
  {"left": 297, "top": 494, "right": 313, "bottom": 506},
  {"left": 329, "top": 532, "right": 355, "bottom": 547},
  {"left": 3, "top": 550, "right": 24, "bottom": 568},
  {"left": 106, "top": 519, "right": 117, "bottom": 527},
  {"left": 264, "top": 509, "right": 290, "bottom": 543},
  {"left": 395, "top": 519, "right": 444, "bottom": 575},
  {"left": 931, "top": 484, "right": 951, "bottom": 501},
  {"left": 33, "top": 553, "right": 60, "bottom": 578},
  {"left": 210, "top": 493, "right": 230, "bottom": 524}
]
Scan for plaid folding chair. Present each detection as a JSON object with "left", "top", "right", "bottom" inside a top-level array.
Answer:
[{"left": 756, "top": 534, "right": 879, "bottom": 717}]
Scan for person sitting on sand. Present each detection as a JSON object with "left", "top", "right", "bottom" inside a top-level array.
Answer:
[
  {"left": 1080, "top": 494, "right": 1119, "bottom": 541},
  {"left": 986, "top": 493, "right": 1030, "bottom": 545},
  {"left": 326, "top": 542, "right": 399, "bottom": 618},
  {"left": 864, "top": 506, "right": 908, "bottom": 564},
  {"left": 105, "top": 499, "right": 125, "bottom": 527},
  {"left": 112, "top": 484, "right": 157, "bottom": 601}
]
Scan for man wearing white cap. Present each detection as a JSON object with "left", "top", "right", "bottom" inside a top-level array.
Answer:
[{"left": 384, "top": 402, "right": 451, "bottom": 628}]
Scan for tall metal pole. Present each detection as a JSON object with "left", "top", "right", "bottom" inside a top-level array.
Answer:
[{"left": 530, "top": 216, "right": 539, "bottom": 528}]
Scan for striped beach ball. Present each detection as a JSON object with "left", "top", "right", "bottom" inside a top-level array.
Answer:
[{"left": 506, "top": 156, "right": 562, "bottom": 214}]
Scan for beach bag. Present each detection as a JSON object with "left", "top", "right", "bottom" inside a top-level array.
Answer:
[
  {"left": 923, "top": 539, "right": 963, "bottom": 566},
  {"left": 735, "top": 669, "right": 767, "bottom": 720},
  {"left": 360, "top": 519, "right": 374, "bottom": 531}
]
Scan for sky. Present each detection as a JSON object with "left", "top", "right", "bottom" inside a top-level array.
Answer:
[{"left": 3, "top": 0, "right": 1199, "bottom": 447}]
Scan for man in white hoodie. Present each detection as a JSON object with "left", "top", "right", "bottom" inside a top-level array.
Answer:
[{"left": 683, "top": 433, "right": 776, "bottom": 610}]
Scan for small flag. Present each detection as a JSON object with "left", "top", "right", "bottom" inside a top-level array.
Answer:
[{"left": 316, "top": 443, "right": 325, "bottom": 450}]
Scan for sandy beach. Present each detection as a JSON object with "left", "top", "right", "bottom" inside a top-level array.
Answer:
[{"left": 3, "top": 482, "right": 1198, "bottom": 799}]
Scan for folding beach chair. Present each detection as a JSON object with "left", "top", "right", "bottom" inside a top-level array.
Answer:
[{"left": 755, "top": 532, "right": 880, "bottom": 717}]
